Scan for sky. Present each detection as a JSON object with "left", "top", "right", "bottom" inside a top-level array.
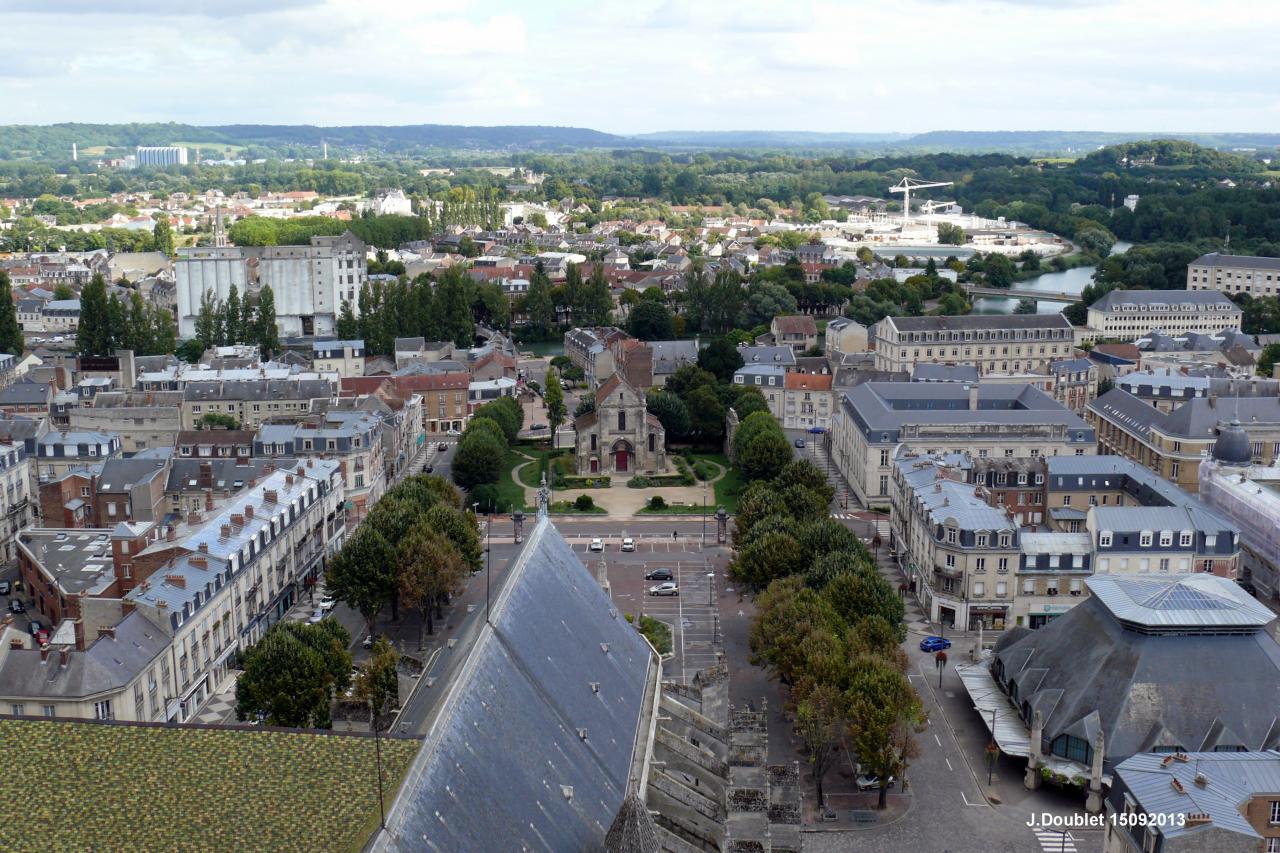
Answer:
[{"left": 1, "top": 0, "right": 1277, "bottom": 134}]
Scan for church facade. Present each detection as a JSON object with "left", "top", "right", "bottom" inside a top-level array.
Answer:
[{"left": 574, "top": 374, "right": 666, "bottom": 475}]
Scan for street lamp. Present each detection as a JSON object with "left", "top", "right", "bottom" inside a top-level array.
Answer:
[
  {"left": 706, "top": 571, "right": 714, "bottom": 607},
  {"left": 701, "top": 480, "right": 707, "bottom": 548}
]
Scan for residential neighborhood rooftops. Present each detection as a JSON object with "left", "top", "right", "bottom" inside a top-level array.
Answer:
[
  {"left": 0, "top": 611, "right": 169, "bottom": 699},
  {"left": 16, "top": 529, "right": 117, "bottom": 596}
]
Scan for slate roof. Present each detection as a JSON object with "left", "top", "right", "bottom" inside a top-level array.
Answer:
[
  {"left": 843, "top": 382, "right": 1092, "bottom": 433},
  {"left": 911, "top": 363, "right": 979, "bottom": 383},
  {"left": 737, "top": 345, "right": 795, "bottom": 367},
  {"left": 374, "top": 515, "right": 656, "bottom": 852},
  {"left": 0, "top": 611, "right": 168, "bottom": 699},
  {"left": 991, "top": 575, "right": 1280, "bottom": 770},
  {"left": 1191, "top": 252, "right": 1280, "bottom": 272},
  {"left": 1091, "top": 289, "right": 1237, "bottom": 312},
  {"left": 1114, "top": 750, "right": 1280, "bottom": 841},
  {"left": 889, "top": 313, "right": 1071, "bottom": 332}
]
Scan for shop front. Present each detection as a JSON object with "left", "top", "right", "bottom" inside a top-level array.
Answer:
[{"left": 968, "top": 605, "right": 1009, "bottom": 631}]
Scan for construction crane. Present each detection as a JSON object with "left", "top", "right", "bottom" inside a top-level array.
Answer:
[
  {"left": 919, "top": 199, "right": 956, "bottom": 215},
  {"left": 889, "top": 177, "right": 955, "bottom": 226}
]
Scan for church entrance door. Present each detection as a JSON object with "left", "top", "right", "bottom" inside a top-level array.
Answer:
[{"left": 614, "top": 450, "right": 629, "bottom": 472}]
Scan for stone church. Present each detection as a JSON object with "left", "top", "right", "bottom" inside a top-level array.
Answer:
[{"left": 574, "top": 373, "right": 665, "bottom": 475}]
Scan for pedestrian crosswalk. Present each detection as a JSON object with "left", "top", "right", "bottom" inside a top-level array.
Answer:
[{"left": 1033, "top": 829, "right": 1075, "bottom": 852}]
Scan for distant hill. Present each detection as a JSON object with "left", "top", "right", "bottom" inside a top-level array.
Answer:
[
  {"left": 0, "top": 122, "right": 628, "bottom": 159},
  {"left": 3, "top": 123, "right": 1279, "bottom": 161},
  {"left": 629, "top": 130, "right": 911, "bottom": 148}
]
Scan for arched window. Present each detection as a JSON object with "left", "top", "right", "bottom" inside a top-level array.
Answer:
[
  {"left": 648, "top": 433, "right": 655, "bottom": 453},
  {"left": 618, "top": 410, "right": 626, "bottom": 431}
]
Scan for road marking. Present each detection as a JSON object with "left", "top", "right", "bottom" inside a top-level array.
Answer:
[
  {"left": 945, "top": 758, "right": 953, "bottom": 771},
  {"left": 934, "top": 733, "right": 942, "bottom": 747},
  {"left": 1033, "top": 830, "right": 1076, "bottom": 852},
  {"left": 959, "top": 791, "right": 988, "bottom": 808}
]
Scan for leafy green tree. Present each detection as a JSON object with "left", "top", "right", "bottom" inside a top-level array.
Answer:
[
  {"left": 645, "top": 389, "right": 691, "bottom": 440},
  {"left": 76, "top": 273, "right": 112, "bottom": 355},
  {"left": 523, "top": 265, "right": 557, "bottom": 339},
  {"left": 473, "top": 396, "right": 522, "bottom": 443},
  {"left": 574, "top": 397, "right": 596, "bottom": 418},
  {"left": 936, "top": 222, "right": 965, "bottom": 245},
  {"left": 197, "top": 412, "right": 241, "bottom": 430},
  {"left": 105, "top": 292, "right": 126, "bottom": 352},
  {"left": 697, "top": 336, "right": 744, "bottom": 382},
  {"left": 741, "top": 281, "right": 798, "bottom": 327},
  {"left": 795, "top": 682, "right": 852, "bottom": 808},
  {"left": 152, "top": 214, "right": 174, "bottom": 255},
  {"left": 822, "top": 570, "right": 906, "bottom": 643},
  {"left": 748, "top": 576, "right": 845, "bottom": 684},
  {"left": 222, "top": 284, "right": 242, "bottom": 344},
  {"left": 732, "top": 387, "right": 770, "bottom": 419},
  {"left": 194, "top": 289, "right": 222, "bottom": 349},
  {"left": 452, "top": 425, "right": 506, "bottom": 490},
  {"left": 544, "top": 372, "right": 566, "bottom": 447},
  {"left": 235, "top": 620, "right": 352, "bottom": 729},
  {"left": 1014, "top": 297, "right": 1038, "bottom": 315},
  {"left": 0, "top": 272, "right": 23, "bottom": 356},
  {"left": 176, "top": 339, "right": 205, "bottom": 363},
  {"left": 982, "top": 254, "right": 1015, "bottom": 288},
  {"left": 353, "top": 637, "right": 400, "bottom": 731},
  {"left": 335, "top": 300, "right": 359, "bottom": 340},
  {"left": 847, "top": 656, "right": 924, "bottom": 809},
  {"left": 52, "top": 282, "right": 74, "bottom": 300},
  {"left": 685, "top": 384, "right": 726, "bottom": 441},
  {"left": 627, "top": 299, "right": 675, "bottom": 340},
  {"left": 255, "top": 285, "right": 280, "bottom": 356},
  {"left": 422, "top": 503, "right": 483, "bottom": 572},
  {"left": 398, "top": 523, "right": 467, "bottom": 641},
  {"left": 1256, "top": 343, "right": 1280, "bottom": 378},
  {"left": 738, "top": 426, "right": 791, "bottom": 482},
  {"left": 578, "top": 264, "right": 614, "bottom": 326},
  {"left": 325, "top": 527, "right": 397, "bottom": 634},
  {"left": 665, "top": 364, "right": 717, "bottom": 400},
  {"left": 734, "top": 529, "right": 805, "bottom": 591}
]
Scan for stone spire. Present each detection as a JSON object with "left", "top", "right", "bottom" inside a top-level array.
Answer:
[
  {"left": 536, "top": 471, "right": 550, "bottom": 518},
  {"left": 603, "top": 793, "right": 660, "bottom": 853}
]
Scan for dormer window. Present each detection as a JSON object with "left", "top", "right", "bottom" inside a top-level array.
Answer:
[{"left": 1099, "top": 531, "right": 1113, "bottom": 547}]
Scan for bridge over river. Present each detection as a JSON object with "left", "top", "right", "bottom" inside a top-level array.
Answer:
[{"left": 962, "top": 284, "right": 1079, "bottom": 304}]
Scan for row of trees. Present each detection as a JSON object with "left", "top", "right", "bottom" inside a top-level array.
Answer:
[
  {"left": 77, "top": 274, "right": 178, "bottom": 357},
  {"left": 0, "top": 272, "right": 25, "bottom": 356},
  {"left": 325, "top": 474, "right": 481, "bottom": 645},
  {"left": 335, "top": 266, "right": 495, "bottom": 353},
  {"left": 451, "top": 396, "right": 525, "bottom": 511},
  {"left": 734, "top": 457, "right": 921, "bottom": 809},
  {"left": 642, "top": 354, "right": 768, "bottom": 447},
  {"left": 191, "top": 284, "right": 280, "bottom": 356}
]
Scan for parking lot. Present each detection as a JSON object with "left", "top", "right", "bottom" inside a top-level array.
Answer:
[{"left": 577, "top": 537, "right": 721, "bottom": 683}]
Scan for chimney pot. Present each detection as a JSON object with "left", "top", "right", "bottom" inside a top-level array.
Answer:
[
  {"left": 197, "top": 542, "right": 208, "bottom": 553},
  {"left": 219, "top": 524, "right": 231, "bottom": 539},
  {"left": 59, "top": 648, "right": 69, "bottom": 667},
  {"left": 245, "top": 505, "right": 254, "bottom": 519},
  {"left": 166, "top": 524, "right": 176, "bottom": 542},
  {"left": 40, "top": 646, "right": 49, "bottom": 662},
  {"left": 230, "top": 513, "right": 244, "bottom": 528}
]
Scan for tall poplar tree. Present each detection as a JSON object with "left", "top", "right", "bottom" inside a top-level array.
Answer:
[
  {"left": 254, "top": 285, "right": 280, "bottom": 356},
  {"left": 0, "top": 272, "right": 24, "bottom": 356},
  {"left": 76, "top": 273, "right": 111, "bottom": 355}
]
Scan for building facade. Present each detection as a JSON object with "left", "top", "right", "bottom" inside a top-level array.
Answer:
[
  {"left": 874, "top": 314, "right": 1076, "bottom": 375},
  {"left": 1085, "top": 290, "right": 1241, "bottom": 342},
  {"left": 574, "top": 374, "right": 665, "bottom": 475},
  {"left": 1187, "top": 252, "right": 1280, "bottom": 297}
]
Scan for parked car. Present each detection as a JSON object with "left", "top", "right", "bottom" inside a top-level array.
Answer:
[
  {"left": 0, "top": 580, "right": 10, "bottom": 596},
  {"left": 644, "top": 568, "right": 673, "bottom": 581},
  {"left": 794, "top": 438, "right": 806, "bottom": 449},
  {"left": 621, "top": 537, "right": 635, "bottom": 552},
  {"left": 855, "top": 774, "right": 894, "bottom": 791},
  {"left": 437, "top": 443, "right": 447, "bottom": 451},
  {"left": 318, "top": 595, "right": 337, "bottom": 613},
  {"left": 446, "top": 429, "right": 461, "bottom": 436},
  {"left": 648, "top": 582, "right": 679, "bottom": 596},
  {"left": 307, "top": 609, "right": 325, "bottom": 624},
  {"left": 8, "top": 599, "right": 23, "bottom": 614},
  {"left": 589, "top": 538, "right": 605, "bottom": 552},
  {"left": 531, "top": 423, "right": 548, "bottom": 431},
  {"left": 919, "top": 636, "right": 952, "bottom": 652}
]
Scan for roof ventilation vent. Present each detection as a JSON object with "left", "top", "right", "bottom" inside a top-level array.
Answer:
[
  {"left": 600, "top": 643, "right": 609, "bottom": 654},
  {"left": 577, "top": 728, "right": 588, "bottom": 741},
  {"left": 590, "top": 682, "right": 600, "bottom": 695},
  {"left": 1194, "top": 772, "right": 1208, "bottom": 788},
  {"left": 561, "top": 785, "right": 574, "bottom": 801}
]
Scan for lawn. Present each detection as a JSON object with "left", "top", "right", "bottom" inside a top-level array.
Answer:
[
  {"left": 690, "top": 453, "right": 742, "bottom": 514},
  {"left": 0, "top": 718, "right": 420, "bottom": 853},
  {"left": 495, "top": 448, "right": 531, "bottom": 513},
  {"left": 515, "top": 446, "right": 573, "bottom": 489}
]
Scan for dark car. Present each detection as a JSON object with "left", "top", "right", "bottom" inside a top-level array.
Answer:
[
  {"left": 644, "top": 568, "right": 674, "bottom": 581},
  {"left": 8, "top": 599, "right": 23, "bottom": 614},
  {"left": 919, "top": 636, "right": 952, "bottom": 652},
  {"left": 531, "top": 423, "right": 548, "bottom": 431},
  {"left": 794, "top": 438, "right": 805, "bottom": 449},
  {"left": 437, "top": 443, "right": 447, "bottom": 451}
]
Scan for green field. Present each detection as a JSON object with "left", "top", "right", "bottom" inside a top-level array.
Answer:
[
  {"left": 691, "top": 453, "right": 741, "bottom": 513},
  {"left": 0, "top": 718, "right": 420, "bottom": 853}
]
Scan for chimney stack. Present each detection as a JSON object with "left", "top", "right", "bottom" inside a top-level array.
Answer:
[
  {"left": 230, "top": 513, "right": 244, "bottom": 528},
  {"left": 219, "top": 524, "right": 231, "bottom": 540},
  {"left": 205, "top": 489, "right": 215, "bottom": 511},
  {"left": 59, "top": 648, "right": 69, "bottom": 667},
  {"left": 245, "top": 505, "right": 254, "bottom": 520},
  {"left": 97, "top": 626, "right": 116, "bottom": 640},
  {"left": 40, "top": 645, "right": 49, "bottom": 662},
  {"left": 166, "top": 525, "right": 176, "bottom": 542},
  {"left": 264, "top": 489, "right": 278, "bottom": 504},
  {"left": 197, "top": 542, "right": 208, "bottom": 554},
  {"left": 166, "top": 573, "right": 188, "bottom": 588}
]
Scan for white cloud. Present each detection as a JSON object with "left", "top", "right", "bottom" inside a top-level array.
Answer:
[{"left": 0, "top": 0, "right": 1276, "bottom": 133}]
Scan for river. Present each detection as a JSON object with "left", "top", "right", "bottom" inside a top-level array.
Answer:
[{"left": 971, "top": 241, "right": 1131, "bottom": 314}]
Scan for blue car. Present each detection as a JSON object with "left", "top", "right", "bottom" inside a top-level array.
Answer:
[{"left": 919, "top": 636, "right": 952, "bottom": 652}]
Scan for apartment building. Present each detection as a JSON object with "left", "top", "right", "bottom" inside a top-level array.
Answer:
[
  {"left": 564, "top": 326, "right": 628, "bottom": 388},
  {"left": 1084, "top": 289, "right": 1241, "bottom": 342},
  {"left": 873, "top": 314, "right": 1075, "bottom": 375},
  {"left": 345, "top": 372, "right": 469, "bottom": 435},
  {"left": 0, "top": 442, "right": 32, "bottom": 563},
  {"left": 732, "top": 364, "right": 786, "bottom": 422},
  {"left": 1044, "top": 454, "right": 1240, "bottom": 578},
  {"left": 782, "top": 373, "right": 833, "bottom": 430},
  {"left": 254, "top": 410, "right": 386, "bottom": 522},
  {"left": 890, "top": 453, "right": 1020, "bottom": 631},
  {"left": 1187, "top": 252, "right": 1280, "bottom": 297},
  {"left": 1046, "top": 357, "right": 1098, "bottom": 413},
  {"left": 1088, "top": 388, "right": 1280, "bottom": 493},
  {"left": 1014, "top": 532, "right": 1092, "bottom": 629},
  {"left": 2, "top": 460, "right": 344, "bottom": 723},
  {"left": 770, "top": 315, "right": 818, "bottom": 354},
  {"left": 1116, "top": 371, "right": 1277, "bottom": 413},
  {"left": 970, "top": 457, "right": 1046, "bottom": 526},
  {"left": 181, "top": 380, "right": 333, "bottom": 430},
  {"left": 311, "top": 339, "right": 366, "bottom": 379},
  {"left": 67, "top": 391, "right": 184, "bottom": 453},
  {"left": 33, "top": 431, "right": 121, "bottom": 485},
  {"left": 832, "top": 382, "right": 1096, "bottom": 506}
]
